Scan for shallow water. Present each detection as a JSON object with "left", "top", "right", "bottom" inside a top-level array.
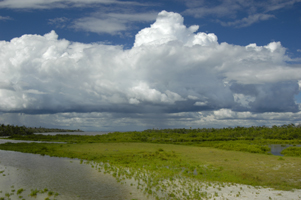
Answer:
[
  {"left": 0, "top": 150, "right": 146, "bottom": 200},
  {"left": 269, "top": 144, "right": 301, "bottom": 156},
  {"left": 37, "top": 131, "right": 110, "bottom": 136}
]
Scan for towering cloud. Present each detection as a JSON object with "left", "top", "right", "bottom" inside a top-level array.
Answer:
[
  {"left": 134, "top": 10, "right": 218, "bottom": 47},
  {"left": 0, "top": 11, "right": 300, "bottom": 120}
]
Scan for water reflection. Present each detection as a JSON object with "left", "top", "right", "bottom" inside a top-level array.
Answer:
[
  {"left": 269, "top": 144, "right": 301, "bottom": 156},
  {"left": 0, "top": 150, "right": 147, "bottom": 200}
]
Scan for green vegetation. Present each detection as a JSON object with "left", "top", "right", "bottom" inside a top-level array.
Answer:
[
  {"left": 0, "top": 142, "right": 56, "bottom": 155},
  {"left": 281, "top": 147, "right": 301, "bottom": 157},
  {"left": 195, "top": 140, "right": 271, "bottom": 154},
  {"left": 30, "top": 189, "right": 39, "bottom": 197},
  {"left": 7, "top": 124, "right": 301, "bottom": 155},
  {"left": 48, "top": 191, "right": 54, "bottom": 196},
  {"left": 0, "top": 123, "right": 301, "bottom": 198},
  {"left": 0, "top": 142, "right": 300, "bottom": 191},
  {"left": 8, "top": 123, "right": 301, "bottom": 143},
  {"left": 0, "top": 124, "right": 33, "bottom": 136},
  {"left": 0, "top": 186, "right": 58, "bottom": 200},
  {"left": 16, "top": 188, "right": 24, "bottom": 195}
]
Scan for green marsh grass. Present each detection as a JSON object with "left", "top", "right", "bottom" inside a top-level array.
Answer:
[
  {"left": 30, "top": 189, "right": 39, "bottom": 197},
  {"left": 47, "top": 191, "right": 53, "bottom": 196},
  {"left": 1, "top": 142, "right": 301, "bottom": 192},
  {"left": 0, "top": 187, "right": 58, "bottom": 200}
]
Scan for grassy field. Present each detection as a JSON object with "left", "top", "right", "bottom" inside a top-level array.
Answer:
[{"left": 0, "top": 142, "right": 300, "bottom": 192}]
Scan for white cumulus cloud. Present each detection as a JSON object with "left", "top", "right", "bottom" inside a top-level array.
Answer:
[
  {"left": 0, "top": 11, "right": 300, "bottom": 129},
  {"left": 134, "top": 10, "right": 217, "bottom": 47}
]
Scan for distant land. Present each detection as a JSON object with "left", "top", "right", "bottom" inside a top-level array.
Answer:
[{"left": 0, "top": 124, "right": 83, "bottom": 136}]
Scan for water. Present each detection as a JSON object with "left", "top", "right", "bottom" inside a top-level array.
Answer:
[
  {"left": 269, "top": 144, "right": 301, "bottom": 156},
  {"left": 0, "top": 150, "right": 147, "bottom": 200},
  {"left": 36, "top": 131, "right": 110, "bottom": 136}
]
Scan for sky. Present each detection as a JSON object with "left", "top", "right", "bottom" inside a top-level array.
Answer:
[{"left": 0, "top": 0, "right": 301, "bottom": 131}]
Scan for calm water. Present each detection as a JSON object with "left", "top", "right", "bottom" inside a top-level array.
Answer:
[
  {"left": 269, "top": 144, "right": 301, "bottom": 156},
  {"left": 36, "top": 131, "right": 110, "bottom": 136},
  {"left": 0, "top": 150, "right": 147, "bottom": 200}
]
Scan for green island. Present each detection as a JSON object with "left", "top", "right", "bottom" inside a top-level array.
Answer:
[{"left": 0, "top": 124, "right": 301, "bottom": 199}]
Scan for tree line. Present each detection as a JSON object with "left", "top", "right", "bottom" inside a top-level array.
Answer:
[
  {"left": 100, "top": 124, "right": 301, "bottom": 143},
  {"left": 0, "top": 124, "right": 82, "bottom": 136},
  {"left": 7, "top": 123, "right": 301, "bottom": 144}
]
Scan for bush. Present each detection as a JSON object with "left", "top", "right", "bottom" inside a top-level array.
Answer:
[{"left": 281, "top": 147, "right": 301, "bottom": 157}]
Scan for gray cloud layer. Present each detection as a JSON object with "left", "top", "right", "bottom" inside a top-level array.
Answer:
[
  {"left": 72, "top": 12, "right": 158, "bottom": 35},
  {"left": 0, "top": 11, "right": 301, "bottom": 130},
  {"left": 0, "top": 0, "right": 142, "bottom": 9}
]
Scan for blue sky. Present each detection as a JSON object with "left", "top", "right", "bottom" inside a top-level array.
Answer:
[
  {"left": 1, "top": 0, "right": 301, "bottom": 52},
  {"left": 0, "top": 0, "right": 301, "bottom": 131}
]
